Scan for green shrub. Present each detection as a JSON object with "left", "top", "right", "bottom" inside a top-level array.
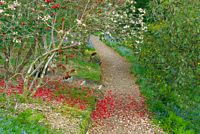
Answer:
[
  {"left": 136, "top": 0, "right": 200, "bottom": 133},
  {"left": 0, "top": 109, "right": 52, "bottom": 134}
]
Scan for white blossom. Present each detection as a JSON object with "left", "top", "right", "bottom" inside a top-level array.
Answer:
[
  {"left": 8, "top": 1, "right": 21, "bottom": 10},
  {"left": 77, "top": 19, "right": 82, "bottom": 25},
  {"left": 41, "top": 15, "right": 51, "bottom": 21},
  {"left": 0, "top": 9, "right": 4, "bottom": 14}
]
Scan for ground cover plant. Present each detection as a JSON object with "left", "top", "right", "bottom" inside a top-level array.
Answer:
[
  {"left": 68, "top": 48, "right": 101, "bottom": 82},
  {"left": 0, "top": 108, "right": 52, "bottom": 134},
  {"left": 139, "top": 1, "right": 200, "bottom": 133},
  {"left": 0, "top": 75, "right": 101, "bottom": 133}
]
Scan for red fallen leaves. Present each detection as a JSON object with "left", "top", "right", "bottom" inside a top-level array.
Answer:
[
  {"left": 62, "top": 18, "right": 65, "bottom": 22},
  {"left": 21, "top": 22, "right": 25, "bottom": 26},
  {"left": 0, "top": 1, "right": 4, "bottom": 5},
  {"left": 79, "top": 105, "right": 87, "bottom": 110},
  {"left": 52, "top": 4, "right": 60, "bottom": 9},
  {"left": 91, "top": 91, "right": 148, "bottom": 124},
  {"left": 0, "top": 78, "right": 148, "bottom": 121},
  {"left": 63, "top": 73, "right": 71, "bottom": 80},
  {"left": 92, "top": 90, "right": 115, "bottom": 120},
  {"left": 95, "top": 0, "right": 105, "bottom": 4},
  {"left": 34, "top": 87, "right": 53, "bottom": 101},
  {"left": 44, "top": 0, "right": 60, "bottom": 9},
  {"left": 0, "top": 79, "right": 24, "bottom": 95},
  {"left": 50, "top": 13, "right": 56, "bottom": 17},
  {"left": 44, "top": 0, "right": 54, "bottom": 3},
  {"left": 45, "top": 27, "right": 51, "bottom": 30},
  {"left": 68, "top": 54, "right": 76, "bottom": 58},
  {"left": 0, "top": 78, "right": 95, "bottom": 111},
  {"left": 0, "top": 80, "right": 5, "bottom": 87},
  {"left": 56, "top": 63, "right": 67, "bottom": 70},
  {"left": 58, "top": 49, "right": 63, "bottom": 54}
]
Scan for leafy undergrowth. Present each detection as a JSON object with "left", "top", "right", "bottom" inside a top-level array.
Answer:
[
  {"left": 104, "top": 39, "right": 199, "bottom": 133},
  {"left": 58, "top": 47, "right": 101, "bottom": 82},
  {"left": 0, "top": 108, "right": 55, "bottom": 134},
  {"left": 70, "top": 57, "right": 101, "bottom": 82},
  {"left": 0, "top": 77, "right": 102, "bottom": 133},
  {"left": 0, "top": 46, "right": 102, "bottom": 133}
]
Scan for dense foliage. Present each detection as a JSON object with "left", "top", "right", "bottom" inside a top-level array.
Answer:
[
  {"left": 0, "top": 0, "right": 111, "bottom": 95},
  {"left": 141, "top": 0, "right": 199, "bottom": 94},
  {"left": 106, "top": 0, "right": 146, "bottom": 52},
  {"left": 103, "top": 0, "right": 200, "bottom": 133},
  {"left": 0, "top": 109, "right": 51, "bottom": 134},
  {"left": 131, "top": 0, "right": 200, "bottom": 133}
]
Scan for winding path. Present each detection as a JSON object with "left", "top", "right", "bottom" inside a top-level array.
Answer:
[
  {"left": 88, "top": 35, "right": 163, "bottom": 134},
  {"left": 90, "top": 35, "right": 140, "bottom": 97}
]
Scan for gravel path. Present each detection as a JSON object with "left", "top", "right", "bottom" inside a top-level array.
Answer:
[
  {"left": 88, "top": 35, "right": 163, "bottom": 134},
  {"left": 90, "top": 35, "right": 140, "bottom": 97},
  {"left": 17, "top": 103, "right": 81, "bottom": 134}
]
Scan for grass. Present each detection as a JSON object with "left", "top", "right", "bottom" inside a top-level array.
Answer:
[
  {"left": 0, "top": 93, "right": 93, "bottom": 134},
  {"left": 0, "top": 107, "right": 52, "bottom": 134},
  {"left": 67, "top": 47, "right": 101, "bottom": 82},
  {"left": 70, "top": 56, "right": 101, "bottom": 82},
  {"left": 103, "top": 39, "right": 199, "bottom": 134},
  {"left": 0, "top": 58, "right": 3, "bottom": 65},
  {"left": 54, "top": 85, "right": 98, "bottom": 110}
]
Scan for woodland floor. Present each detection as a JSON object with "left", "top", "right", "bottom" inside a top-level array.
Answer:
[{"left": 88, "top": 35, "right": 163, "bottom": 134}]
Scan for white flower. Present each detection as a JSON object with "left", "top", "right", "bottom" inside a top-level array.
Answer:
[
  {"left": 41, "top": 4, "right": 47, "bottom": 7},
  {"left": 135, "top": 40, "right": 139, "bottom": 44},
  {"left": 66, "top": 31, "right": 70, "bottom": 35},
  {"left": 0, "top": 9, "right": 4, "bottom": 14},
  {"left": 13, "top": 32, "right": 18, "bottom": 35},
  {"left": 138, "top": 8, "right": 145, "bottom": 13},
  {"left": 13, "top": 1, "right": 20, "bottom": 6},
  {"left": 108, "top": 3, "right": 112, "bottom": 6},
  {"left": 123, "top": 25, "right": 129, "bottom": 29},
  {"left": 82, "top": 23, "right": 86, "bottom": 27},
  {"left": 4, "top": 13, "right": 10, "bottom": 16},
  {"left": 41, "top": 15, "right": 51, "bottom": 21},
  {"left": 0, "top": 0, "right": 6, "bottom": 3},
  {"left": 77, "top": 19, "right": 82, "bottom": 25},
  {"left": 8, "top": 4, "right": 16, "bottom": 10},
  {"left": 13, "top": 38, "right": 21, "bottom": 43},
  {"left": 8, "top": 1, "right": 21, "bottom": 10},
  {"left": 37, "top": 15, "right": 42, "bottom": 20}
]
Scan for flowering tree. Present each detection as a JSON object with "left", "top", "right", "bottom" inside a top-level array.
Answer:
[
  {"left": 0, "top": 0, "right": 116, "bottom": 96},
  {"left": 106, "top": 0, "right": 147, "bottom": 51}
]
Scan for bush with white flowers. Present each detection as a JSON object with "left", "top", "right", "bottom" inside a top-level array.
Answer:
[
  {"left": 106, "top": 0, "right": 147, "bottom": 51},
  {"left": 0, "top": 0, "right": 112, "bottom": 96}
]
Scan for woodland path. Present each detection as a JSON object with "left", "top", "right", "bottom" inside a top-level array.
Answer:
[
  {"left": 88, "top": 35, "right": 163, "bottom": 134},
  {"left": 90, "top": 35, "right": 140, "bottom": 97}
]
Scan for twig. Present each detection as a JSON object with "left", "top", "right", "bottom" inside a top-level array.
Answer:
[{"left": 79, "top": 0, "right": 91, "bottom": 21}]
